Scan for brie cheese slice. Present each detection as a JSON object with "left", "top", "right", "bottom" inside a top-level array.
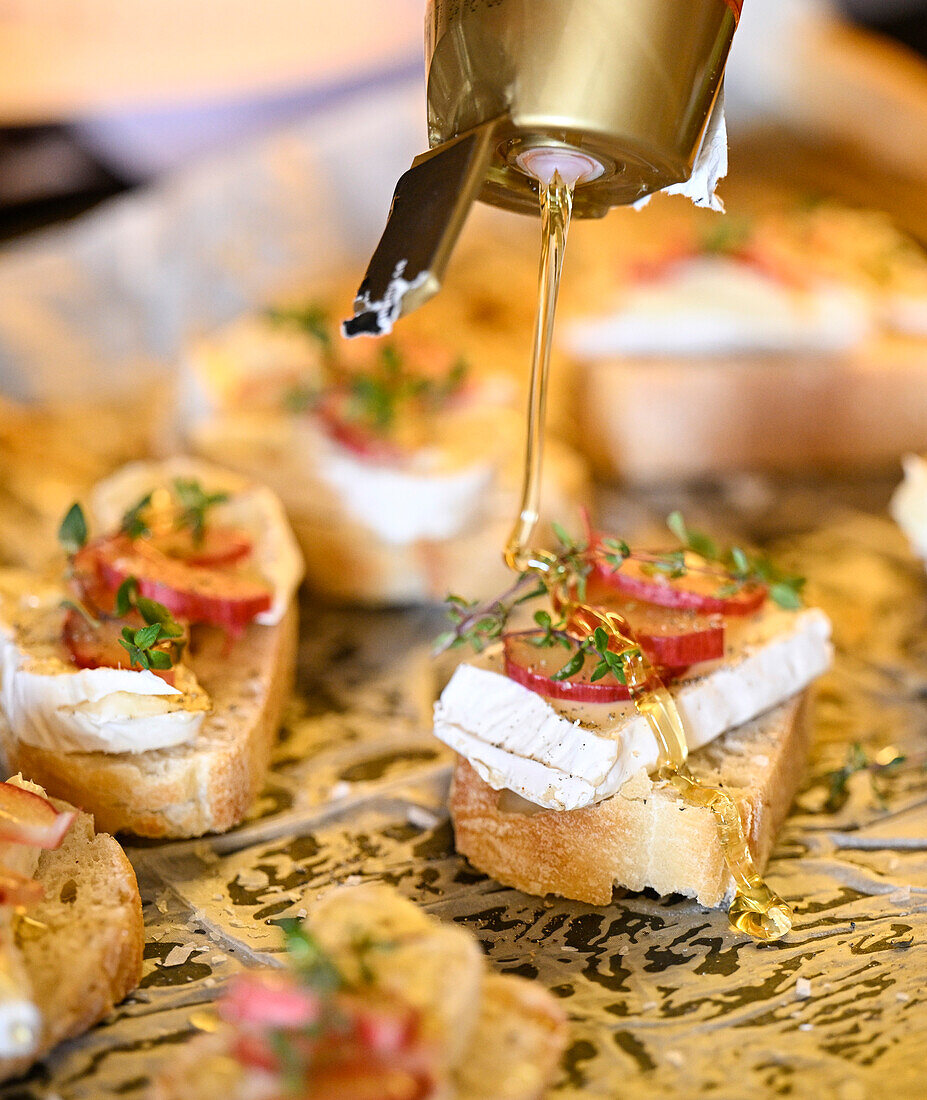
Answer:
[
  {"left": 565, "top": 257, "right": 871, "bottom": 359},
  {"left": 0, "top": 575, "right": 209, "bottom": 755},
  {"left": 315, "top": 433, "right": 494, "bottom": 546},
  {"left": 434, "top": 606, "right": 832, "bottom": 811},
  {"left": 891, "top": 453, "right": 927, "bottom": 564}
]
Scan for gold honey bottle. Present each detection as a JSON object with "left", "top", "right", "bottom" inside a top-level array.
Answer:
[{"left": 346, "top": 0, "right": 740, "bottom": 334}]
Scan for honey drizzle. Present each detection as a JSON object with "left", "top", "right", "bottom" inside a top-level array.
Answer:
[{"left": 505, "top": 173, "right": 792, "bottom": 941}]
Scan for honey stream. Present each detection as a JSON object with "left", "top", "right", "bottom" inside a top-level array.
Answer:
[{"left": 505, "top": 173, "right": 792, "bottom": 941}]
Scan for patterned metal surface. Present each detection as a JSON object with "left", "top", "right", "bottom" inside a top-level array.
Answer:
[{"left": 3, "top": 473, "right": 927, "bottom": 1100}]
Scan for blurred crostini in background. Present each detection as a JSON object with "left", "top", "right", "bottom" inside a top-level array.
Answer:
[{"left": 182, "top": 287, "right": 589, "bottom": 605}]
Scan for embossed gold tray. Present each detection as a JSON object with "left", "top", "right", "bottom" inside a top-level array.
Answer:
[{"left": 3, "top": 473, "right": 924, "bottom": 1099}]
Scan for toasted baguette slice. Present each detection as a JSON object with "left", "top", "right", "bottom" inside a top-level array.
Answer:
[
  {"left": 577, "top": 337, "right": 927, "bottom": 481},
  {"left": 0, "top": 799, "right": 144, "bottom": 1083},
  {"left": 450, "top": 693, "right": 810, "bottom": 908},
  {"left": 457, "top": 973, "right": 568, "bottom": 1100},
  {"left": 149, "top": 884, "right": 567, "bottom": 1100},
  {"left": 0, "top": 602, "right": 298, "bottom": 838}
]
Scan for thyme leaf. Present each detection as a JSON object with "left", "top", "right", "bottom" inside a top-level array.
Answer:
[
  {"left": 58, "top": 503, "right": 88, "bottom": 556},
  {"left": 118, "top": 625, "right": 175, "bottom": 671},
  {"left": 173, "top": 478, "right": 229, "bottom": 546},
  {"left": 550, "top": 648, "right": 586, "bottom": 682},
  {"left": 274, "top": 918, "right": 342, "bottom": 994},
  {"left": 343, "top": 345, "right": 468, "bottom": 434},
  {"left": 120, "top": 492, "right": 153, "bottom": 540},
  {"left": 665, "top": 511, "right": 805, "bottom": 609},
  {"left": 114, "top": 576, "right": 184, "bottom": 670},
  {"left": 266, "top": 304, "right": 332, "bottom": 350}
]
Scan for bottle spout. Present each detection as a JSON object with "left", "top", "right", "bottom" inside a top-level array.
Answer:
[{"left": 343, "top": 121, "right": 498, "bottom": 338}]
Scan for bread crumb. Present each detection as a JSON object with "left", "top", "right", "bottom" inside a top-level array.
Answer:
[
  {"left": 235, "top": 868, "right": 269, "bottom": 890},
  {"left": 163, "top": 944, "right": 202, "bottom": 967}
]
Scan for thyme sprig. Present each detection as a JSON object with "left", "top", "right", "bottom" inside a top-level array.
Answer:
[
  {"left": 57, "top": 504, "right": 185, "bottom": 671},
  {"left": 114, "top": 577, "right": 185, "bottom": 671},
  {"left": 433, "top": 522, "right": 642, "bottom": 684},
  {"left": 121, "top": 493, "right": 152, "bottom": 539},
  {"left": 58, "top": 502, "right": 88, "bottom": 556},
  {"left": 267, "top": 303, "right": 332, "bottom": 350},
  {"left": 275, "top": 918, "right": 342, "bottom": 993},
  {"left": 173, "top": 478, "right": 230, "bottom": 546},
  {"left": 823, "top": 742, "right": 908, "bottom": 813},
  {"left": 666, "top": 511, "right": 805, "bottom": 609},
  {"left": 547, "top": 625, "right": 640, "bottom": 685},
  {"left": 433, "top": 575, "right": 547, "bottom": 656},
  {"left": 342, "top": 344, "right": 468, "bottom": 433},
  {"left": 433, "top": 522, "right": 594, "bottom": 656},
  {"left": 119, "top": 479, "right": 229, "bottom": 546},
  {"left": 272, "top": 302, "right": 469, "bottom": 433},
  {"left": 592, "top": 511, "right": 805, "bottom": 610}
]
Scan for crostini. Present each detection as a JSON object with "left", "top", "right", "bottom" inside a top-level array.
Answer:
[
  {"left": 149, "top": 881, "right": 567, "bottom": 1100},
  {"left": 0, "top": 457, "right": 303, "bottom": 838},
  {"left": 183, "top": 305, "right": 589, "bottom": 604},
  {"left": 433, "top": 517, "right": 832, "bottom": 919},
  {"left": 563, "top": 200, "right": 927, "bottom": 480},
  {"left": 0, "top": 774, "right": 143, "bottom": 1084}
]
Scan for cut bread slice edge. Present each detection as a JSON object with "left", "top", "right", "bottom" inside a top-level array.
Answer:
[
  {"left": 456, "top": 972, "right": 569, "bottom": 1100},
  {"left": 0, "top": 798, "right": 144, "bottom": 1083},
  {"left": 576, "top": 339, "right": 927, "bottom": 481},
  {"left": 0, "top": 601, "right": 298, "bottom": 838},
  {"left": 450, "top": 692, "right": 811, "bottom": 908}
]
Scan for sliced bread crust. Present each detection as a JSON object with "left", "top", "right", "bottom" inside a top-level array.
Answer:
[
  {"left": 456, "top": 972, "right": 569, "bottom": 1100},
  {"left": 0, "top": 601, "right": 298, "bottom": 838},
  {"left": 577, "top": 339, "right": 927, "bottom": 481},
  {"left": 0, "top": 802, "right": 144, "bottom": 1083},
  {"left": 450, "top": 693, "right": 810, "bottom": 908}
]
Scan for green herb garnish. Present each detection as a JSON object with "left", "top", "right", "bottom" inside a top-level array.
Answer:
[
  {"left": 823, "top": 743, "right": 907, "bottom": 813},
  {"left": 114, "top": 576, "right": 184, "bottom": 671},
  {"left": 665, "top": 511, "right": 805, "bottom": 609},
  {"left": 172, "top": 478, "right": 229, "bottom": 546},
  {"left": 343, "top": 345, "right": 468, "bottom": 434},
  {"left": 699, "top": 215, "right": 753, "bottom": 255},
  {"left": 267, "top": 304, "right": 332, "bottom": 350},
  {"left": 281, "top": 385, "right": 319, "bottom": 415},
  {"left": 120, "top": 493, "right": 152, "bottom": 539},
  {"left": 275, "top": 919, "right": 342, "bottom": 994},
  {"left": 58, "top": 503, "right": 88, "bottom": 556}
]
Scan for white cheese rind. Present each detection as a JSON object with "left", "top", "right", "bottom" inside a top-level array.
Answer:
[
  {"left": 0, "top": 581, "right": 208, "bottom": 755},
  {"left": 314, "top": 435, "right": 494, "bottom": 546},
  {"left": 433, "top": 607, "right": 832, "bottom": 811},
  {"left": 564, "top": 258, "right": 871, "bottom": 359},
  {"left": 90, "top": 456, "right": 304, "bottom": 626},
  {"left": 891, "top": 454, "right": 927, "bottom": 563}
]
